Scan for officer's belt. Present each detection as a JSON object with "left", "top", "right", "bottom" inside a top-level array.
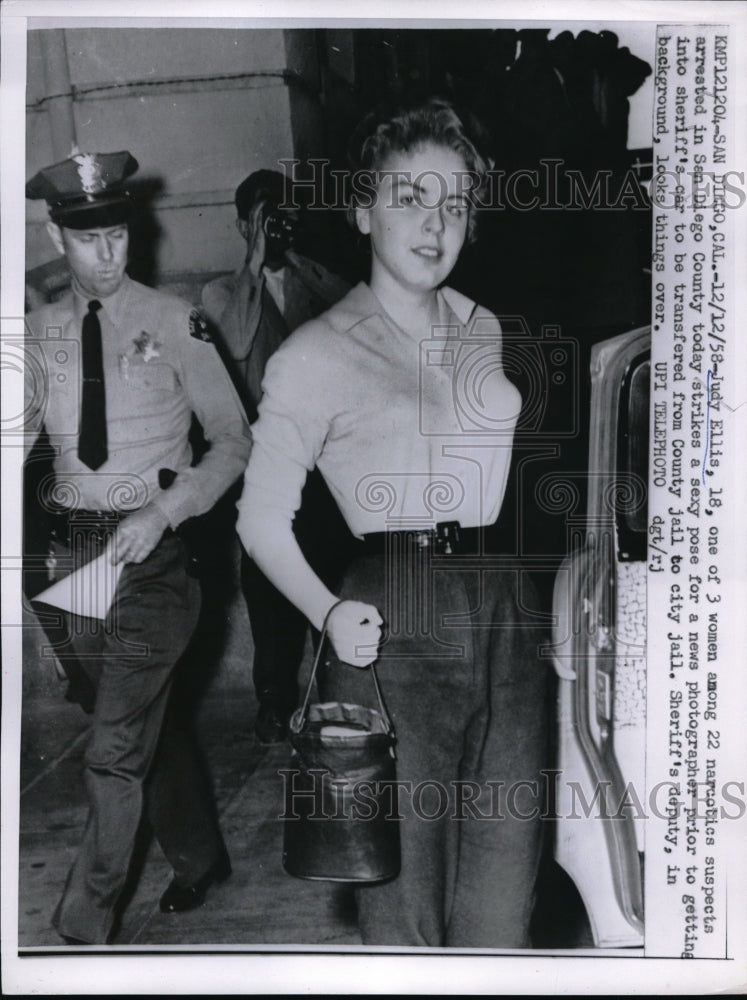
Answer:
[{"left": 48, "top": 508, "right": 136, "bottom": 548}]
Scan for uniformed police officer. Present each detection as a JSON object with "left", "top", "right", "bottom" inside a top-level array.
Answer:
[
  {"left": 202, "top": 170, "right": 354, "bottom": 744},
  {"left": 24, "top": 150, "right": 252, "bottom": 944}
]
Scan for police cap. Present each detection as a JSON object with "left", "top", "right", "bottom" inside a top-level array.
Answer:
[{"left": 26, "top": 150, "right": 139, "bottom": 230}]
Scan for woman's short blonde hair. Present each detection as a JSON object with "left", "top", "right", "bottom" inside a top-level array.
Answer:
[{"left": 347, "top": 97, "right": 492, "bottom": 243}]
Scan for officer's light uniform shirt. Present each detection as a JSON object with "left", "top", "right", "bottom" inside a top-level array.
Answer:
[
  {"left": 25, "top": 274, "right": 251, "bottom": 527},
  {"left": 237, "top": 282, "right": 522, "bottom": 546}
]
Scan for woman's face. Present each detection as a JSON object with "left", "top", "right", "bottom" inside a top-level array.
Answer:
[{"left": 356, "top": 142, "right": 471, "bottom": 297}]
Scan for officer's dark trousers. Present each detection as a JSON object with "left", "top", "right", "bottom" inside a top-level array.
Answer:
[
  {"left": 320, "top": 547, "right": 549, "bottom": 948},
  {"left": 33, "top": 533, "right": 225, "bottom": 944}
]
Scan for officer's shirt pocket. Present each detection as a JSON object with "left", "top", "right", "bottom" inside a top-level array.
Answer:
[
  {"left": 110, "top": 360, "right": 186, "bottom": 444},
  {"left": 125, "top": 361, "right": 179, "bottom": 394}
]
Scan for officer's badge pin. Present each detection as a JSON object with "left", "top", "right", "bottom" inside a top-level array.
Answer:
[
  {"left": 72, "top": 152, "right": 106, "bottom": 196},
  {"left": 189, "top": 310, "right": 212, "bottom": 342},
  {"left": 133, "top": 331, "right": 161, "bottom": 362}
]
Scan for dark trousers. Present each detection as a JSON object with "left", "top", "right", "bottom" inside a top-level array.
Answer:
[
  {"left": 320, "top": 547, "right": 550, "bottom": 948},
  {"left": 241, "top": 552, "right": 308, "bottom": 716},
  {"left": 32, "top": 533, "right": 225, "bottom": 943}
]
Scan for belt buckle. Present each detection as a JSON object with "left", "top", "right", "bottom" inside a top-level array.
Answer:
[
  {"left": 435, "top": 521, "right": 461, "bottom": 555},
  {"left": 414, "top": 530, "right": 433, "bottom": 550}
]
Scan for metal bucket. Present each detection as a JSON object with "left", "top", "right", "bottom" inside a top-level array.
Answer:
[{"left": 282, "top": 660, "right": 400, "bottom": 883}]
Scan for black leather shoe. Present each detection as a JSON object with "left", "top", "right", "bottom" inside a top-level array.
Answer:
[
  {"left": 255, "top": 702, "right": 288, "bottom": 745},
  {"left": 159, "top": 852, "right": 232, "bottom": 914}
]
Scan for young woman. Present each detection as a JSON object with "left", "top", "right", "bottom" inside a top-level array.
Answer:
[{"left": 236, "top": 99, "right": 548, "bottom": 948}]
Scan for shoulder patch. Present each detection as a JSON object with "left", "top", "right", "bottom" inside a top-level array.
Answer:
[{"left": 189, "top": 309, "right": 212, "bottom": 342}]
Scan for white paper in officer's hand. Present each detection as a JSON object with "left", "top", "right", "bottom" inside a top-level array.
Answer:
[{"left": 34, "top": 552, "right": 123, "bottom": 620}]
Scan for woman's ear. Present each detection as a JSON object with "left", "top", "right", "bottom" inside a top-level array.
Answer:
[{"left": 354, "top": 204, "right": 371, "bottom": 235}]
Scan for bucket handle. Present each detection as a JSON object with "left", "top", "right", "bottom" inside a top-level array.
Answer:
[{"left": 296, "top": 600, "right": 394, "bottom": 735}]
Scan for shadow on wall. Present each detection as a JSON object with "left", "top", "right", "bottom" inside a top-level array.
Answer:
[{"left": 126, "top": 175, "right": 165, "bottom": 289}]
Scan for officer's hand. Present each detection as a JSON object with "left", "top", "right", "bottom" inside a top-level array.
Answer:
[
  {"left": 110, "top": 505, "right": 170, "bottom": 565},
  {"left": 326, "top": 600, "right": 383, "bottom": 668}
]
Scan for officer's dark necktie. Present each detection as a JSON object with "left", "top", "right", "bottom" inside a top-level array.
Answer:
[{"left": 78, "top": 299, "right": 108, "bottom": 469}]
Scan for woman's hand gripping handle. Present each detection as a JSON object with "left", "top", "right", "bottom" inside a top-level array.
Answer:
[{"left": 325, "top": 599, "right": 383, "bottom": 668}]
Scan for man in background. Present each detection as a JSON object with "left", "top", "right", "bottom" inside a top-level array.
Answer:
[
  {"left": 25, "top": 150, "right": 251, "bottom": 943},
  {"left": 202, "top": 170, "right": 353, "bottom": 744}
]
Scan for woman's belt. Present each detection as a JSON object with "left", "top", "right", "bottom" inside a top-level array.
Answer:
[{"left": 360, "top": 521, "right": 484, "bottom": 556}]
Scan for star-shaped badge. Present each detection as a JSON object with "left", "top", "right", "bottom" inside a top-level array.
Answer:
[{"left": 133, "top": 331, "right": 161, "bottom": 362}]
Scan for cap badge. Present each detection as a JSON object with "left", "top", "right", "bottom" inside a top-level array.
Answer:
[{"left": 73, "top": 152, "right": 105, "bottom": 196}]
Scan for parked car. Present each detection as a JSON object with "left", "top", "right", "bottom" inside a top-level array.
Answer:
[{"left": 551, "top": 324, "right": 650, "bottom": 948}]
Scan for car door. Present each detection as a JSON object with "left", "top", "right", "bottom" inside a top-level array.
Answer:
[{"left": 551, "top": 325, "right": 650, "bottom": 948}]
